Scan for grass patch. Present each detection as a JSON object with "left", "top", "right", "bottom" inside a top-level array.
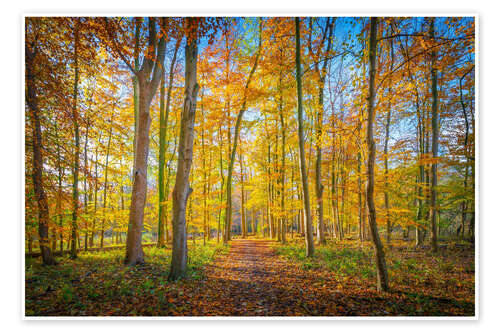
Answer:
[
  {"left": 25, "top": 240, "right": 227, "bottom": 316},
  {"left": 275, "top": 242, "right": 375, "bottom": 278},
  {"left": 274, "top": 238, "right": 475, "bottom": 314}
]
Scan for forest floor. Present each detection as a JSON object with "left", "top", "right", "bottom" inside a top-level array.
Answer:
[{"left": 25, "top": 238, "right": 475, "bottom": 317}]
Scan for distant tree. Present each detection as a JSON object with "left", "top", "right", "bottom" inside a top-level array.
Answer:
[{"left": 295, "top": 17, "right": 314, "bottom": 257}]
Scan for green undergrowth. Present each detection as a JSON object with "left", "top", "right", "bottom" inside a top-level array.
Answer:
[
  {"left": 275, "top": 242, "right": 376, "bottom": 278},
  {"left": 274, "top": 239, "right": 475, "bottom": 311},
  {"left": 25, "top": 241, "right": 228, "bottom": 316}
]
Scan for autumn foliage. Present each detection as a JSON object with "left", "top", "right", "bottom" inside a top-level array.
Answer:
[{"left": 25, "top": 16, "right": 475, "bottom": 317}]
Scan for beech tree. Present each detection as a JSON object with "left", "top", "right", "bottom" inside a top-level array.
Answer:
[
  {"left": 103, "top": 17, "right": 168, "bottom": 265},
  {"left": 25, "top": 18, "right": 56, "bottom": 265},
  {"left": 295, "top": 17, "right": 315, "bottom": 257},
  {"left": 70, "top": 19, "right": 81, "bottom": 259},
  {"left": 429, "top": 17, "right": 439, "bottom": 253},
  {"left": 366, "top": 17, "right": 389, "bottom": 292},
  {"left": 158, "top": 38, "right": 181, "bottom": 248},
  {"left": 169, "top": 18, "right": 200, "bottom": 280}
]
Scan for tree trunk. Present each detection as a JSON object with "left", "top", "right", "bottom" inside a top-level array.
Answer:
[
  {"left": 70, "top": 20, "right": 80, "bottom": 259},
  {"left": 132, "top": 17, "right": 140, "bottom": 154},
  {"left": 279, "top": 72, "right": 287, "bottom": 244},
  {"left": 239, "top": 147, "right": 247, "bottom": 238},
  {"left": 295, "top": 17, "right": 314, "bottom": 257},
  {"left": 429, "top": 17, "right": 439, "bottom": 253},
  {"left": 169, "top": 29, "right": 199, "bottom": 280},
  {"left": 125, "top": 18, "right": 167, "bottom": 265},
  {"left": 158, "top": 67, "right": 167, "bottom": 247},
  {"left": 459, "top": 66, "right": 473, "bottom": 240},
  {"left": 158, "top": 38, "right": 180, "bottom": 248},
  {"left": 384, "top": 33, "right": 394, "bottom": 246},
  {"left": 25, "top": 39, "right": 56, "bottom": 265},
  {"left": 125, "top": 80, "right": 151, "bottom": 264},
  {"left": 90, "top": 132, "right": 101, "bottom": 249},
  {"left": 83, "top": 120, "right": 90, "bottom": 251},
  {"left": 357, "top": 152, "right": 364, "bottom": 243},
  {"left": 315, "top": 85, "right": 325, "bottom": 245},
  {"left": 366, "top": 17, "right": 389, "bottom": 292},
  {"left": 217, "top": 125, "right": 224, "bottom": 243},
  {"left": 101, "top": 121, "right": 113, "bottom": 248}
]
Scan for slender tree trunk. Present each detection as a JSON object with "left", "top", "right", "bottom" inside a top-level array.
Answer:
[
  {"left": 70, "top": 21, "right": 80, "bottom": 259},
  {"left": 415, "top": 83, "right": 425, "bottom": 247},
  {"left": 158, "top": 67, "right": 167, "bottom": 247},
  {"left": 384, "top": 34, "right": 394, "bottom": 246},
  {"left": 217, "top": 125, "right": 224, "bottom": 243},
  {"left": 169, "top": 28, "right": 199, "bottom": 280},
  {"left": 278, "top": 74, "right": 287, "bottom": 244},
  {"left": 330, "top": 130, "right": 337, "bottom": 240},
  {"left": 315, "top": 85, "right": 325, "bottom": 245},
  {"left": 239, "top": 147, "right": 247, "bottom": 238},
  {"left": 202, "top": 105, "right": 208, "bottom": 244},
  {"left": 132, "top": 17, "right": 140, "bottom": 154},
  {"left": 357, "top": 152, "right": 364, "bottom": 242},
  {"left": 366, "top": 17, "right": 389, "bottom": 292},
  {"left": 54, "top": 122, "right": 65, "bottom": 253},
  {"left": 459, "top": 66, "right": 473, "bottom": 240},
  {"left": 274, "top": 124, "right": 281, "bottom": 243},
  {"left": 267, "top": 140, "right": 275, "bottom": 239},
  {"left": 206, "top": 150, "right": 213, "bottom": 241},
  {"left": 90, "top": 132, "right": 101, "bottom": 248},
  {"left": 83, "top": 120, "right": 90, "bottom": 251},
  {"left": 429, "top": 17, "right": 439, "bottom": 253},
  {"left": 295, "top": 17, "right": 314, "bottom": 257},
  {"left": 101, "top": 121, "right": 113, "bottom": 248},
  {"left": 158, "top": 39, "right": 180, "bottom": 248}
]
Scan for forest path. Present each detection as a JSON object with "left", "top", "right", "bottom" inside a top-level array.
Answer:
[{"left": 194, "top": 239, "right": 349, "bottom": 316}]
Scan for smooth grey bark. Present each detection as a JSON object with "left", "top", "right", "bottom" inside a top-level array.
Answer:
[
  {"left": 295, "top": 17, "right": 315, "bottom": 257},
  {"left": 366, "top": 17, "right": 389, "bottom": 292},
  {"left": 122, "top": 18, "right": 168, "bottom": 265},
  {"left": 169, "top": 26, "right": 199, "bottom": 280}
]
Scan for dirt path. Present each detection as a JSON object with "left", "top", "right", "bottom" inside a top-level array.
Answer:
[{"left": 190, "top": 239, "right": 354, "bottom": 316}]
